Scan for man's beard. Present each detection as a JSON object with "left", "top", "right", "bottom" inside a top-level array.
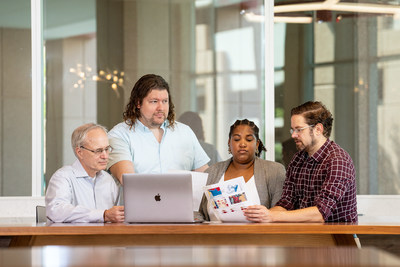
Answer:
[
  {"left": 150, "top": 113, "right": 166, "bottom": 127},
  {"left": 295, "top": 132, "right": 316, "bottom": 152},
  {"left": 295, "top": 141, "right": 304, "bottom": 151}
]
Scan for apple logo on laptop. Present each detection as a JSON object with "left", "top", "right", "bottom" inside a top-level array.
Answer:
[{"left": 154, "top": 193, "right": 161, "bottom": 201}]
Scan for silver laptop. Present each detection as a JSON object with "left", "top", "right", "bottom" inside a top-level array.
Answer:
[{"left": 123, "top": 173, "right": 196, "bottom": 223}]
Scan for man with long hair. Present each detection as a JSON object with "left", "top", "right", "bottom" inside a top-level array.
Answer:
[{"left": 107, "top": 74, "right": 209, "bottom": 183}]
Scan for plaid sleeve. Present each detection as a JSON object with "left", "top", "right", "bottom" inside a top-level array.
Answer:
[
  {"left": 275, "top": 165, "right": 296, "bottom": 210},
  {"left": 314, "top": 156, "right": 355, "bottom": 220}
]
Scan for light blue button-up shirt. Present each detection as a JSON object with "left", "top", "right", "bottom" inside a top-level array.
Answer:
[
  {"left": 45, "top": 160, "right": 120, "bottom": 223},
  {"left": 107, "top": 120, "right": 210, "bottom": 173}
]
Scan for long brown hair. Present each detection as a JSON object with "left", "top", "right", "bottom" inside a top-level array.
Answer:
[{"left": 123, "top": 74, "right": 175, "bottom": 128}]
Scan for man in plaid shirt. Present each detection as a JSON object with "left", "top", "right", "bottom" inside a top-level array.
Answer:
[{"left": 244, "top": 101, "right": 357, "bottom": 222}]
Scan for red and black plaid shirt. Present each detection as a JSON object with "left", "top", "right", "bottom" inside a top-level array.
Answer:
[{"left": 276, "top": 139, "right": 357, "bottom": 222}]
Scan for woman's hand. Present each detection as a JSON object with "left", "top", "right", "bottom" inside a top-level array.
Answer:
[{"left": 243, "top": 205, "right": 273, "bottom": 223}]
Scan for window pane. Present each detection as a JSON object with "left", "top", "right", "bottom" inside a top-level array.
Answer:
[
  {"left": 44, "top": 0, "right": 265, "bottom": 186},
  {"left": 0, "top": 0, "right": 32, "bottom": 196},
  {"left": 44, "top": 0, "right": 98, "bottom": 185},
  {"left": 274, "top": 1, "right": 400, "bottom": 194}
]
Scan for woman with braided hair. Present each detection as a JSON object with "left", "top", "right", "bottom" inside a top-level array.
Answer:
[{"left": 199, "top": 119, "right": 286, "bottom": 221}]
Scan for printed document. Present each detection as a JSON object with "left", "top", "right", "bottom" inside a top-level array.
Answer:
[{"left": 203, "top": 176, "right": 254, "bottom": 222}]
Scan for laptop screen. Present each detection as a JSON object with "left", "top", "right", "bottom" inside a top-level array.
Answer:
[{"left": 123, "top": 173, "right": 195, "bottom": 223}]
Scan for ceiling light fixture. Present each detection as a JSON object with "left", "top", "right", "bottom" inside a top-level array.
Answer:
[
  {"left": 274, "top": 16, "right": 313, "bottom": 24},
  {"left": 275, "top": 0, "right": 400, "bottom": 18},
  {"left": 243, "top": 11, "right": 312, "bottom": 24}
]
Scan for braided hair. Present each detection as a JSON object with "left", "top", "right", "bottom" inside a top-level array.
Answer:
[{"left": 228, "top": 119, "right": 266, "bottom": 157}]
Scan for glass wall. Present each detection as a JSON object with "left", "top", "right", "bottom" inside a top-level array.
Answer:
[
  {"left": 0, "top": 0, "right": 265, "bottom": 196},
  {"left": 274, "top": 0, "right": 400, "bottom": 194},
  {"left": 0, "top": 1, "right": 32, "bottom": 196},
  {"left": 4, "top": 0, "right": 400, "bottom": 197},
  {"left": 42, "top": 0, "right": 265, "bottom": 188}
]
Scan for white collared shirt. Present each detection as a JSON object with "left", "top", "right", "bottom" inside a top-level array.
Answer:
[{"left": 45, "top": 160, "right": 120, "bottom": 223}]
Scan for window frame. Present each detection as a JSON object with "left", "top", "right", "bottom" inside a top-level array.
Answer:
[{"left": 31, "top": 0, "right": 44, "bottom": 196}]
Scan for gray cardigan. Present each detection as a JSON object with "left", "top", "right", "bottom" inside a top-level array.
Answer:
[{"left": 199, "top": 157, "right": 286, "bottom": 220}]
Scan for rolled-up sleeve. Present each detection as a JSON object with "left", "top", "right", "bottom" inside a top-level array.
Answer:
[{"left": 314, "top": 157, "right": 355, "bottom": 221}]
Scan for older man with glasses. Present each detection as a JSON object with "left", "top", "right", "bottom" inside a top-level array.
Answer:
[
  {"left": 46, "top": 123, "right": 124, "bottom": 223},
  {"left": 244, "top": 101, "right": 357, "bottom": 223}
]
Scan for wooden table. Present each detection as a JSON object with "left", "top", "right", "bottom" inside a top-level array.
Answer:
[
  {"left": 1, "top": 245, "right": 400, "bottom": 266},
  {"left": 2, "top": 221, "right": 400, "bottom": 247}
]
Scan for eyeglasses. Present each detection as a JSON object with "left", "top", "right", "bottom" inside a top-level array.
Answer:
[
  {"left": 290, "top": 125, "right": 314, "bottom": 135},
  {"left": 80, "top": 145, "right": 113, "bottom": 155}
]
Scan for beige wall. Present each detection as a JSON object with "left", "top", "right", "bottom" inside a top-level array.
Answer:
[{"left": 0, "top": 28, "right": 31, "bottom": 196}]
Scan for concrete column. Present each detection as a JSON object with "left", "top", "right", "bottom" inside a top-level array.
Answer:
[
  {"left": 96, "top": 0, "right": 125, "bottom": 130},
  {"left": 0, "top": 28, "right": 32, "bottom": 196}
]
